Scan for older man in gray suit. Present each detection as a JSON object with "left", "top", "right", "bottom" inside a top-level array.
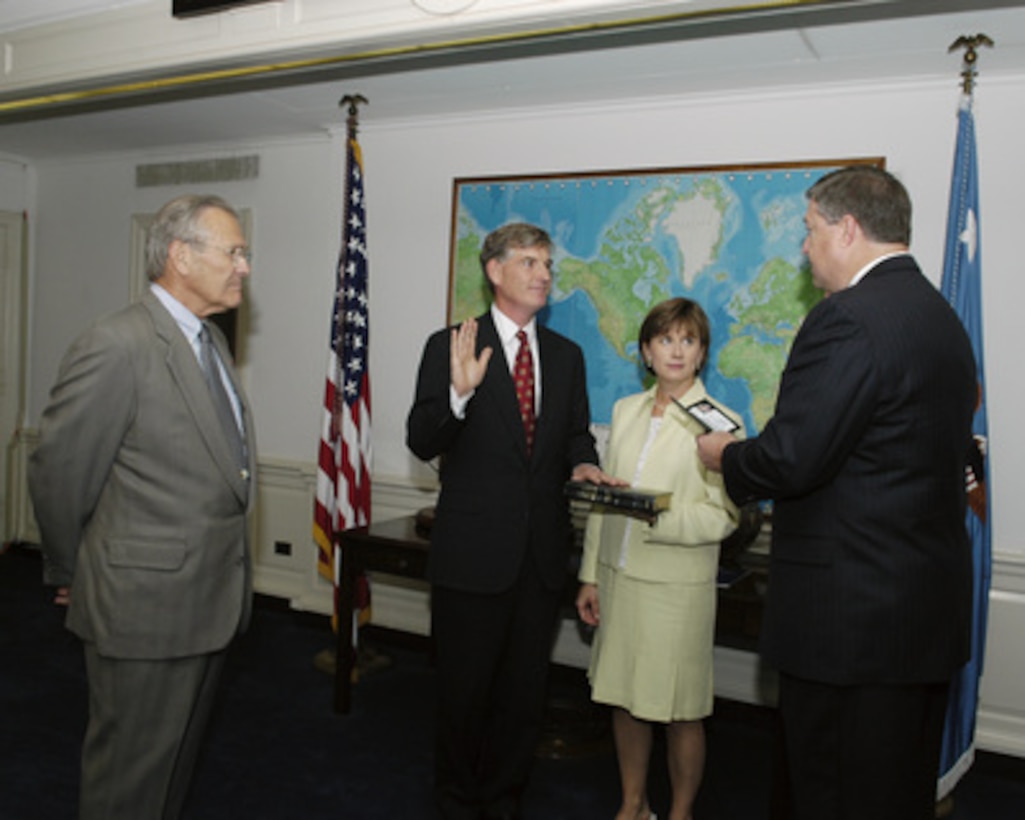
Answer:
[{"left": 29, "top": 194, "right": 256, "bottom": 820}]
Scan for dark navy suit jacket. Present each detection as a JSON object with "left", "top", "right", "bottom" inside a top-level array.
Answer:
[
  {"left": 407, "top": 311, "right": 597, "bottom": 594},
  {"left": 723, "top": 255, "right": 976, "bottom": 686}
]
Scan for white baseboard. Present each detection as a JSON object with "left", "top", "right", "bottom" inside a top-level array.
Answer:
[
  {"left": 977, "top": 705, "right": 1025, "bottom": 758},
  {"left": 361, "top": 576, "right": 432, "bottom": 637},
  {"left": 712, "top": 646, "right": 778, "bottom": 706},
  {"left": 977, "top": 553, "right": 1025, "bottom": 758}
]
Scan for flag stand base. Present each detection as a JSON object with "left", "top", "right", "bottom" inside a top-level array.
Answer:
[{"left": 314, "top": 645, "right": 392, "bottom": 680}]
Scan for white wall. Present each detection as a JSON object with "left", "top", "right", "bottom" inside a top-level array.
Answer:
[
  {"left": 0, "top": 159, "right": 31, "bottom": 211},
  {"left": 26, "top": 136, "right": 341, "bottom": 464},
  {"left": 23, "top": 72, "right": 1025, "bottom": 557}
]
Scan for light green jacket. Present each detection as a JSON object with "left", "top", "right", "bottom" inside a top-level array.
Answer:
[{"left": 579, "top": 379, "right": 743, "bottom": 585}]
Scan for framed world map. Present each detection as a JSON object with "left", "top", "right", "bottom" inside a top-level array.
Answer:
[{"left": 448, "top": 158, "right": 883, "bottom": 435}]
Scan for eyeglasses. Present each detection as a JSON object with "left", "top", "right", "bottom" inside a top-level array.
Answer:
[{"left": 189, "top": 239, "right": 252, "bottom": 265}]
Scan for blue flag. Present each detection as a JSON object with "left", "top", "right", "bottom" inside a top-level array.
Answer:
[{"left": 937, "top": 96, "right": 993, "bottom": 799}]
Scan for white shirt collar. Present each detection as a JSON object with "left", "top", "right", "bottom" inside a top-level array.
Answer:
[
  {"left": 849, "top": 251, "right": 910, "bottom": 288},
  {"left": 490, "top": 304, "right": 537, "bottom": 347},
  {"left": 150, "top": 283, "right": 202, "bottom": 342}
]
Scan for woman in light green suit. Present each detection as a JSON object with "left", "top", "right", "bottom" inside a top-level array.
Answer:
[{"left": 576, "top": 298, "right": 743, "bottom": 820}]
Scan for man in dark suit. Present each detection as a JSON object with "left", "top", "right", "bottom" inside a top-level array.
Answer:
[
  {"left": 697, "top": 165, "right": 976, "bottom": 820},
  {"left": 408, "top": 222, "right": 616, "bottom": 819},
  {"left": 29, "top": 194, "right": 256, "bottom": 820}
]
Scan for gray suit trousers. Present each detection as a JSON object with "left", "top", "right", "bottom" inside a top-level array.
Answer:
[{"left": 80, "top": 644, "right": 227, "bottom": 820}]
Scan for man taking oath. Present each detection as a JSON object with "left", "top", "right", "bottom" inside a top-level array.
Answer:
[{"left": 408, "top": 222, "right": 618, "bottom": 819}]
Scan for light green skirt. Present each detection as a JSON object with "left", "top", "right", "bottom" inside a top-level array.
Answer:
[{"left": 588, "top": 563, "right": 716, "bottom": 722}]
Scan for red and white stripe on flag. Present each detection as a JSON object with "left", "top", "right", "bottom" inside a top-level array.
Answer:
[{"left": 314, "top": 136, "right": 372, "bottom": 619}]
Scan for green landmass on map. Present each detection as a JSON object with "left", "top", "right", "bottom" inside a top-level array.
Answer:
[
  {"left": 556, "top": 230, "right": 674, "bottom": 360},
  {"left": 451, "top": 220, "right": 490, "bottom": 323},
  {"left": 718, "top": 256, "right": 822, "bottom": 428}
]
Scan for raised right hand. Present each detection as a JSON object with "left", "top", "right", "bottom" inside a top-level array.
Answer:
[{"left": 450, "top": 318, "right": 493, "bottom": 398}]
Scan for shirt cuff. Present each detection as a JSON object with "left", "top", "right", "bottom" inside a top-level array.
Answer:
[{"left": 450, "top": 385, "right": 474, "bottom": 419}]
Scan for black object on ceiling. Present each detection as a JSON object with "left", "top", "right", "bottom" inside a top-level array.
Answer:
[{"left": 172, "top": 0, "right": 278, "bottom": 19}]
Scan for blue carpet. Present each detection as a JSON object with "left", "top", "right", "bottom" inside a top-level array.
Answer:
[{"left": 2, "top": 542, "right": 1023, "bottom": 818}]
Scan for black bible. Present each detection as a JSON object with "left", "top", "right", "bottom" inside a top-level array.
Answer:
[{"left": 564, "top": 481, "right": 671, "bottom": 517}]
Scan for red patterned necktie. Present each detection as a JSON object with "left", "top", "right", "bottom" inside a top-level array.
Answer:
[{"left": 514, "top": 330, "right": 536, "bottom": 452}]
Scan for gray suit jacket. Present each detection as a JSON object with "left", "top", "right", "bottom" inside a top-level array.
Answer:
[{"left": 29, "top": 291, "right": 256, "bottom": 660}]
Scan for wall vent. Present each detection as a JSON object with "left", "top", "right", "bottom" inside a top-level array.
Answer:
[{"left": 135, "top": 155, "right": 259, "bottom": 187}]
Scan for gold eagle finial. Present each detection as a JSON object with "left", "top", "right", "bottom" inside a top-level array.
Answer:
[
  {"left": 949, "top": 34, "right": 994, "bottom": 95},
  {"left": 338, "top": 94, "right": 369, "bottom": 137}
]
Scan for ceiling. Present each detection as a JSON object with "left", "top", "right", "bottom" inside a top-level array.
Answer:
[
  {"left": 0, "top": 0, "right": 150, "bottom": 32},
  {"left": 1, "top": 0, "right": 1024, "bottom": 162}
]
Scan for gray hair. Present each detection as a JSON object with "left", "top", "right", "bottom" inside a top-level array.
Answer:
[
  {"left": 479, "top": 222, "right": 553, "bottom": 293},
  {"left": 145, "top": 194, "right": 240, "bottom": 281},
  {"left": 806, "top": 165, "right": 912, "bottom": 246}
]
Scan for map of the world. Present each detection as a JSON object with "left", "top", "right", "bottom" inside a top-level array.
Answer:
[{"left": 448, "top": 161, "right": 864, "bottom": 436}]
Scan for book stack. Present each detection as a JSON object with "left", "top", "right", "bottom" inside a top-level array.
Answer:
[{"left": 564, "top": 481, "right": 671, "bottom": 517}]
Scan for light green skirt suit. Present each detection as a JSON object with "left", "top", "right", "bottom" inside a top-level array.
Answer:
[{"left": 579, "top": 380, "right": 743, "bottom": 721}]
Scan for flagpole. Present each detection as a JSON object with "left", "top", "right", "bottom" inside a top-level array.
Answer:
[
  {"left": 936, "top": 34, "right": 993, "bottom": 817},
  {"left": 312, "top": 91, "right": 373, "bottom": 713}
]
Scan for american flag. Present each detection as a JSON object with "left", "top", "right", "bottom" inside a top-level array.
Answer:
[{"left": 314, "top": 135, "right": 372, "bottom": 614}]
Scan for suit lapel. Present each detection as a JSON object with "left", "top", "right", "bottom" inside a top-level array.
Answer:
[
  {"left": 141, "top": 293, "right": 250, "bottom": 502},
  {"left": 532, "top": 327, "right": 561, "bottom": 458}
]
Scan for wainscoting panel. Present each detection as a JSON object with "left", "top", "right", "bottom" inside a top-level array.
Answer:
[
  {"left": 256, "top": 458, "right": 438, "bottom": 617},
  {"left": 977, "top": 553, "right": 1025, "bottom": 758},
  {"left": 250, "top": 458, "right": 318, "bottom": 601}
]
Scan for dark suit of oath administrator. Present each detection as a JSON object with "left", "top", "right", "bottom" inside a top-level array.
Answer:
[
  {"left": 722, "top": 254, "right": 976, "bottom": 819},
  {"left": 29, "top": 290, "right": 255, "bottom": 820},
  {"left": 724, "top": 255, "right": 975, "bottom": 685},
  {"left": 407, "top": 309, "right": 598, "bottom": 819}
]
